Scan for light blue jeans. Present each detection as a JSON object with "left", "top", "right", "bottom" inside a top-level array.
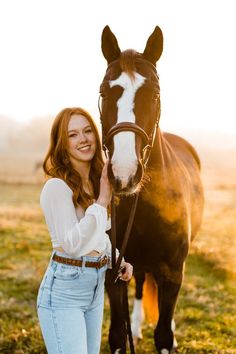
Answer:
[{"left": 37, "top": 251, "right": 108, "bottom": 354}]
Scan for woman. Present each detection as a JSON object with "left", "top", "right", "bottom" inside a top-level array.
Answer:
[{"left": 37, "top": 107, "right": 133, "bottom": 354}]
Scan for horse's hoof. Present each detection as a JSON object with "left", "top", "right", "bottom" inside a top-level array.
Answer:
[{"left": 159, "top": 348, "right": 177, "bottom": 354}]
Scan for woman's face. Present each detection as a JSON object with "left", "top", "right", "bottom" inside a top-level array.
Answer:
[{"left": 67, "top": 114, "right": 97, "bottom": 164}]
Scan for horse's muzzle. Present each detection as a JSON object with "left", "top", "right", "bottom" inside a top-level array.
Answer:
[{"left": 108, "top": 160, "right": 143, "bottom": 195}]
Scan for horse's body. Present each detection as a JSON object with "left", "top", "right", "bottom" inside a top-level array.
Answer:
[{"left": 100, "top": 26, "right": 204, "bottom": 353}]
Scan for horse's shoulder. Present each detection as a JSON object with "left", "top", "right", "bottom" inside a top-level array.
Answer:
[{"left": 163, "top": 132, "right": 201, "bottom": 169}]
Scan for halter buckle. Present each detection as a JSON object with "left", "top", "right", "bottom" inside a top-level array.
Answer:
[{"left": 102, "top": 144, "right": 109, "bottom": 158}]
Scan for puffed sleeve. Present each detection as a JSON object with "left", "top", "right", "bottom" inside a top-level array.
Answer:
[
  {"left": 40, "top": 178, "right": 108, "bottom": 256},
  {"left": 106, "top": 216, "right": 111, "bottom": 231}
]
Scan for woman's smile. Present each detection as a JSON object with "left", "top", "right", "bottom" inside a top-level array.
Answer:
[{"left": 77, "top": 144, "right": 92, "bottom": 152}]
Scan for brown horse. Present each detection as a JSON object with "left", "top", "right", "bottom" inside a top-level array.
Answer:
[{"left": 99, "top": 26, "right": 204, "bottom": 353}]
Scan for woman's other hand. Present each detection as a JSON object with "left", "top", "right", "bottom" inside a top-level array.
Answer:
[{"left": 118, "top": 262, "right": 133, "bottom": 282}]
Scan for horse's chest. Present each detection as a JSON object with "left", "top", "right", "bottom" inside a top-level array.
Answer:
[
  {"left": 116, "top": 201, "right": 189, "bottom": 267},
  {"left": 116, "top": 192, "right": 190, "bottom": 252}
]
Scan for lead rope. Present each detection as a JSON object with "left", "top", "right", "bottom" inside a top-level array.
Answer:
[
  {"left": 123, "top": 283, "right": 136, "bottom": 354},
  {"left": 111, "top": 196, "right": 117, "bottom": 269},
  {"left": 111, "top": 193, "right": 139, "bottom": 281},
  {"left": 111, "top": 193, "right": 139, "bottom": 354}
]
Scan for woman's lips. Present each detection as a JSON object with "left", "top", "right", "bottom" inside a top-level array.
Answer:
[{"left": 77, "top": 145, "right": 91, "bottom": 152}]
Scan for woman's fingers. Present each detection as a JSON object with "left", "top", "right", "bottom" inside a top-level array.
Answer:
[
  {"left": 119, "top": 262, "right": 133, "bottom": 282},
  {"left": 102, "top": 159, "right": 109, "bottom": 177}
]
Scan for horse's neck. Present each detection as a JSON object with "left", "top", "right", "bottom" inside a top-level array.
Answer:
[
  {"left": 148, "top": 128, "right": 170, "bottom": 169},
  {"left": 144, "top": 128, "right": 192, "bottom": 229},
  {"left": 147, "top": 128, "right": 188, "bottom": 190}
]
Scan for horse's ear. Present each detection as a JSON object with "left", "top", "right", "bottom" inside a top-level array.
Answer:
[
  {"left": 143, "top": 26, "right": 163, "bottom": 65},
  {"left": 101, "top": 25, "right": 121, "bottom": 64}
]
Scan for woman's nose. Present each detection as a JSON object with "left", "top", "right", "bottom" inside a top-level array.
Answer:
[{"left": 78, "top": 133, "right": 87, "bottom": 143}]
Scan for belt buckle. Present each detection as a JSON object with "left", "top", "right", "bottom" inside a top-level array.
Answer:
[{"left": 97, "top": 256, "right": 107, "bottom": 269}]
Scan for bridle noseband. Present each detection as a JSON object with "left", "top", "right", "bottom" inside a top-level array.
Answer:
[{"left": 104, "top": 121, "right": 149, "bottom": 145}]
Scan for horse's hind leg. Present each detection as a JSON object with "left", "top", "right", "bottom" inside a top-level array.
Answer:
[
  {"left": 131, "top": 271, "right": 145, "bottom": 342},
  {"left": 105, "top": 270, "right": 127, "bottom": 354}
]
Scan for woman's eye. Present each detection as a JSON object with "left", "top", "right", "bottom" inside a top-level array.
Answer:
[
  {"left": 68, "top": 133, "right": 77, "bottom": 138},
  {"left": 85, "top": 129, "right": 92, "bottom": 133}
]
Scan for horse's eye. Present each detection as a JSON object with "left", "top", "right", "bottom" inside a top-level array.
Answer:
[
  {"left": 153, "top": 92, "right": 160, "bottom": 100},
  {"left": 100, "top": 92, "right": 106, "bottom": 99}
]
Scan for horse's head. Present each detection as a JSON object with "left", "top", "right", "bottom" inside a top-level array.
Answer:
[{"left": 99, "top": 26, "right": 163, "bottom": 195}]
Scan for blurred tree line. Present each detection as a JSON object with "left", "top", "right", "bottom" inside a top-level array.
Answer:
[{"left": 0, "top": 115, "right": 53, "bottom": 155}]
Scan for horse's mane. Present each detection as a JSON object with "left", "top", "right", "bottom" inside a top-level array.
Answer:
[{"left": 120, "top": 49, "right": 141, "bottom": 79}]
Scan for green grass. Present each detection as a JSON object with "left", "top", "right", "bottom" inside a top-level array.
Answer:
[{"left": 0, "top": 183, "right": 236, "bottom": 353}]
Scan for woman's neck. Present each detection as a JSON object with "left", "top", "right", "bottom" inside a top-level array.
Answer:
[
  {"left": 72, "top": 160, "right": 91, "bottom": 181},
  {"left": 70, "top": 159, "right": 94, "bottom": 196}
]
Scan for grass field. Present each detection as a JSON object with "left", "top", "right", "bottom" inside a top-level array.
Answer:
[{"left": 0, "top": 151, "right": 236, "bottom": 353}]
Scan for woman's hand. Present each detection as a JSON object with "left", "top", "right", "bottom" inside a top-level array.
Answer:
[
  {"left": 96, "top": 160, "right": 112, "bottom": 208},
  {"left": 118, "top": 262, "right": 133, "bottom": 282}
]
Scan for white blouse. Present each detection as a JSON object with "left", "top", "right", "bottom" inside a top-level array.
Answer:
[{"left": 40, "top": 178, "right": 114, "bottom": 258}]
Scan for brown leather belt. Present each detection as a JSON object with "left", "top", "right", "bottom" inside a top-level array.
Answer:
[{"left": 52, "top": 254, "right": 108, "bottom": 269}]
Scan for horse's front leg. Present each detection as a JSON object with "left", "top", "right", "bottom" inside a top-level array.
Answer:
[
  {"left": 105, "top": 270, "right": 127, "bottom": 354},
  {"left": 154, "top": 268, "right": 183, "bottom": 354},
  {"left": 131, "top": 271, "right": 145, "bottom": 343}
]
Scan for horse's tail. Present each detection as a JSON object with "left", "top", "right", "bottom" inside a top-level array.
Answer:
[{"left": 143, "top": 273, "right": 159, "bottom": 324}]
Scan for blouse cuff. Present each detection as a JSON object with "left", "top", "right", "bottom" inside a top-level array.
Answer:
[
  {"left": 85, "top": 202, "right": 107, "bottom": 217},
  {"left": 84, "top": 202, "right": 108, "bottom": 234}
]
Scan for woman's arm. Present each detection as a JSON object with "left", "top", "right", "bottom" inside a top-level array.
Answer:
[{"left": 40, "top": 178, "right": 108, "bottom": 256}]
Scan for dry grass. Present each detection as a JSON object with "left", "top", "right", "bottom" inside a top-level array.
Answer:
[
  {"left": 193, "top": 151, "right": 236, "bottom": 275},
  {"left": 0, "top": 148, "right": 236, "bottom": 353}
]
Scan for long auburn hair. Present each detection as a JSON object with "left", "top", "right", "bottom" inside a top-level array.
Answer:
[{"left": 43, "top": 107, "right": 104, "bottom": 210}]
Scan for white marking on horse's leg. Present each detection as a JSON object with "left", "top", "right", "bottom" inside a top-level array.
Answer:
[
  {"left": 171, "top": 319, "right": 175, "bottom": 331},
  {"left": 171, "top": 319, "right": 178, "bottom": 348},
  {"left": 114, "top": 349, "right": 122, "bottom": 354},
  {"left": 131, "top": 298, "right": 145, "bottom": 339},
  {"left": 161, "top": 350, "right": 169, "bottom": 354},
  {"left": 109, "top": 72, "right": 145, "bottom": 186}
]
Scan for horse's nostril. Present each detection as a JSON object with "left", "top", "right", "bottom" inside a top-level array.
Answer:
[
  {"left": 114, "top": 177, "right": 122, "bottom": 191},
  {"left": 127, "top": 176, "right": 135, "bottom": 188},
  {"left": 128, "top": 162, "right": 143, "bottom": 188}
]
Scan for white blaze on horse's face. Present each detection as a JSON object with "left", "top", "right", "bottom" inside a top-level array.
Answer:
[{"left": 109, "top": 72, "right": 146, "bottom": 189}]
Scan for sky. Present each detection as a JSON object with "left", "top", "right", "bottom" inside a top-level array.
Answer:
[{"left": 0, "top": 0, "right": 236, "bottom": 137}]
